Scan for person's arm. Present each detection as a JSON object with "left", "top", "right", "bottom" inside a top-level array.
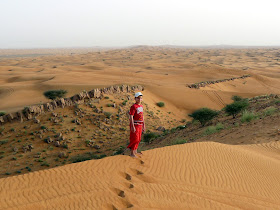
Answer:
[
  {"left": 130, "top": 115, "right": 136, "bottom": 132},
  {"left": 142, "top": 115, "right": 145, "bottom": 133}
]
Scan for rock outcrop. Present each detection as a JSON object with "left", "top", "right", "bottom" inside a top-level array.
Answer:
[
  {"left": 0, "top": 84, "right": 144, "bottom": 125},
  {"left": 187, "top": 75, "right": 251, "bottom": 89}
]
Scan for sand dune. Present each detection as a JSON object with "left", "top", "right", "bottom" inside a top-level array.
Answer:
[
  {"left": 0, "top": 141, "right": 279, "bottom": 209},
  {"left": 1, "top": 47, "right": 280, "bottom": 115}
]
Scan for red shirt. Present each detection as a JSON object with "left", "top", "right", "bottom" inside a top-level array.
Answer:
[{"left": 129, "top": 103, "right": 144, "bottom": 123}]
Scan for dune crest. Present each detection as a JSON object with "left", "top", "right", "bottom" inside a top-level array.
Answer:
[{"left": 0, "top": 141, "right": 279, "bottom": 209}]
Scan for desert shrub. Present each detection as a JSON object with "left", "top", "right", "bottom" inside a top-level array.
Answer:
[
  {"left": 70, "top": 152, "right": 106, "bottom": 163},
  {"left": 143, "top": 132, "right": 158, "bottom": 144},
  {"left": 122, "top": 100, "right": 128, "bottom": 106},
  {"left": 241, "top": 110, "right": 258, "bottom": 123},
  {"left": 232, "top": 95, "right": 243, "bottom": 102},
  {"left": 176, "top": 125, "right": 186, "bottom": 130},
  {"left": 0, "top": 139, "right": 8, "bottom": 145},
  {"left": 106, "top": 104, "right": 114, "bottom": 107},
  {"left": 0, "top": 127, "right": 5, "bottom": 135},
  {"left": 274, "top": 99, "right": 280, "bottom": 105},
  {"left": 104, "top": 112, "right": 112, "bottom": 119},
  {"left": 204, "top": 123, "right": 224, "bottom": 135},
  {"left": 104, "top": 96, "right": 109, "bottom": 99},
  {"left": 215, "top": 122, "right": 224, "bottom": 130},
  {"left": 43, "top": 90, "right": 67, "bottom": 100},
  {"left": 188, "top": 108, "right": 219, "bottom": 126},
  {"left": 0, "top": 111, "right": 6, "bottom": 116},
  {"left": 41, "top": 162, "right": 50, "bottom": 167},
  {"left": 113, "top": 146, "right": 125, "bottom": 155},
  {"left": 264, "top": 107, "right": 277, "bottom": 116},
  {"left": 156, "top": 102, "right": 165, "bottom": 107},
  {"left": 172, "top": 138, "right": 187, "bottom": 145},
  {"left": 41, "top": 125, "right": 47, "bottom": 130},
  {"left": 225, "top": 100, "right": 249, "bottom": 118}
]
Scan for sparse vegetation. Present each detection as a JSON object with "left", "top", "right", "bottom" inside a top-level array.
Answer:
[
  {"left": 241, "top": 110, "right": 258, "bottom": 123},
  {"left": 263, "top": 107, "right": 277, "bottom": 116},
  {"left": 0, "top": 111, "right": 6, "bottom": 116},
  {"left": 0, "top": 140, "right": 8, "bottom": 145},
  {"left": 70, "top": 152, "right": 106, "bottom": 163},
  {"left": 143, "top": 132, "right": 158, "bottom": 144},
  {"left": 204, "top": 123, "right": 224, "bottom": 135},
  {"left": 232, "top": 95, "right": 243, "bottom": 102},
  {"left": 171, "top": 138, "right": 187, "bottom": 145},
  {"left": 104, "top": 112, "right": 112, "bottom": 119}
]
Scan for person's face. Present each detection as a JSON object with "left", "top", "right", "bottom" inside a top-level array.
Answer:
[{"left": 135, "top": 96, "right": 143, "bottom": 104}]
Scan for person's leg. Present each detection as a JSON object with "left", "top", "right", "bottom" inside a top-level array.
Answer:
[
  {"left": 128, "top": 128, "right": 138, "bottom": 157},
  {"left": 134, "top": 125, "right": 143, "bottom": 156}
]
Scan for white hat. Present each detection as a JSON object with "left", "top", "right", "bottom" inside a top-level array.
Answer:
[{"left": 135, "top": 92, "right": 143, "bottom": 97}]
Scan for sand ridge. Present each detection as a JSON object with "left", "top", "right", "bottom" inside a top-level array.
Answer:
[{"left": 0, "top": 141, "right": 279, "bottom": 209}]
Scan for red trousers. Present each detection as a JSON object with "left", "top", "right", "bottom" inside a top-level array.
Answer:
[{"left": 127, "top": 124, "right": 143, "bottom": 150}]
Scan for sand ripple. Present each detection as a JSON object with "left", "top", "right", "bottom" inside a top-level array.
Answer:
[{"left": 0, "top": 141, "right": 279, "bottom": 209}]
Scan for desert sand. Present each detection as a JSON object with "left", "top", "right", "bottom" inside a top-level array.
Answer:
[
  {"left": 1, "top": 47, "right": 280, "bottom": 116},
  {"left": 0, "top": 47, "right": 280, "bottom": 209},
  {"left": 0, "top": 141, "right": 279, "bottom": 209}
]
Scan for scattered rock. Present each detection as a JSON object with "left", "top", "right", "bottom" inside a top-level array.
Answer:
[
  {"left": 93, "top": 145, "right": 101, "bottom": 149},
  {"left": 58, "top": 151, "right": 67, "bottom": 158},
  {"left": 157, "top": 126, "right": 166, "bottom": 132},
  {"left": 54, "top": 141, "right": 60, "bottom": 147},
  {"left": 46, "top": 137, "right": 53, "bottom": 144}
]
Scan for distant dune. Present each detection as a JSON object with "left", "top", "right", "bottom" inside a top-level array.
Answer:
[
  {"left": 1, "top": 47, "right": 280, "bottom": 115},
  {"left": 0, "top": 141, "right": 279, "bottom": 209}
]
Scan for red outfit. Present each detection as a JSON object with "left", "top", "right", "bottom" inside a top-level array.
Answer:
[{"left": 127, "top": 103, "right": 144, "bottom": 150}]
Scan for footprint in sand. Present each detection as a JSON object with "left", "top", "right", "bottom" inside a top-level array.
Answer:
[
  {"left": 125, "top": 173, "right": 132, "bottom": 181},
  {"left": 118, "top": 190, "right": 125, "bottom": 198}
]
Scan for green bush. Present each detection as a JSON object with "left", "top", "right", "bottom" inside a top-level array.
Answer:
[
  {"left": 264, "top": 107, "right": 277, "bottom": 116},
  {"left": 0, "top": 140, "right": 8, "bottom": 145},
  {"left": 172, "top": 138, "right": 187, "bottom": 145},
  {"left": 188, "top": 108, "right": 219, "bottom": 126},
  {"left": 70, "top": 152, "right": 106, "bottom": 163},
  {"left": 113, "top": 146, "right": 125, "bottom": 155},
  {"left": 104, "top": 112, "right": 112, "bottom": 119},
  {"left": 156, "top": 102, "right": 165, "bottom": 107},
  {"left": 204, "top": 123, "right": 224, "bottom": 135},
  {"left": 274, "top": 99, "right": 280, "bottom": 105},
  {"left": 241, "top": 110, "right": 258, "bottom": 123},
  {"left": 232, "top": 95, "right": 243, "bottom": 102},
  {"left": 41, "top": 126, "right": 47, "bottom": 130},
  {"left": 43, "top": 89, "right": 67, "bottom": 100},
  {"left": 143, "top": 132, "right": 158, "bottom": 144},
  {"left": 225, "top": 100, "right": 249, "bottom": 118},
  {"left": 0, "top": 111, "right": 6, "bottom": 116}
]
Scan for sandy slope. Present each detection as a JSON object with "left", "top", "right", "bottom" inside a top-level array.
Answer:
[{"left": 0, "top": 141, "right": 279, "bottom": 210}]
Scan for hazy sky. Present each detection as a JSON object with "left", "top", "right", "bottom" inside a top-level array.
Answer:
[{"left": 0, "top": 0, "right": 280, "bottom": 48}]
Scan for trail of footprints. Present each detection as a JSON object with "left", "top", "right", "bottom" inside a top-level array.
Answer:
[{"left": 113, "top": 159, "right": 145, "bottom": 209}]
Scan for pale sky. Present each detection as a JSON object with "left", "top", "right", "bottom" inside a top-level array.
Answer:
[{"left": 0, "top": 0, "right": 280, "bottom": 48}]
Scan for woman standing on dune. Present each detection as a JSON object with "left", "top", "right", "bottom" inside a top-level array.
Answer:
[{"left": 126, "top": 92, "right": 145, "bottom": 158}]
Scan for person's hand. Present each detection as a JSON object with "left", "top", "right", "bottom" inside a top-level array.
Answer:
[
  {"left": 142, "top": 126, "right": 146, "bottom": 133},
  {"left": 132, "top": 126, "right": 136, "bottom": 133}
]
